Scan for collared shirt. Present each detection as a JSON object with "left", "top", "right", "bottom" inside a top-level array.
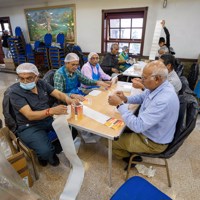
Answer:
[
  {"left": 54, "top": 66, "right": 97, "bottom": 95},
  {"left": 10, "top": 80, "right": 54, "bottom": 127},
  {"left": 81, "top": 62, "right": 111, "bottom": 88},
  {"left": 168, "top": 70, "right": 182, "bottom": 93},
  {"left": 118, "top": 80, "right": 179, "bottom": 144}
]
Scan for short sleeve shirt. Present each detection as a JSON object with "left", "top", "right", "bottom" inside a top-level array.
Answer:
[{"left": 10, "top": 80, "right": 54, "bottom": 127}]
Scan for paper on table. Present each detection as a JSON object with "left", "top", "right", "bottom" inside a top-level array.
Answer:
[
  {"left": 83, "top": 105, "right": 110, "bottom": 124},
  {"left": 52, "top": 115, "right": 84, "bottom": 200},
  {"left": 88, "top": 90, "right": 102, "bottom": 96}
]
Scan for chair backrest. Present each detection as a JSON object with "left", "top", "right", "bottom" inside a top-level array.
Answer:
[
  {"left": 110, "top": 176, "right": 172, "bottom": 200},
  {"left": 2, "top": 85, "right": 18, "bottom": 133},
  {"left": 179, "top": 76, "right": 195, "bottom": 95},
  {"left": 56, "top": 33, "right": 65, "bottom": 48},
  {"left": 187, "top": 63, "right": 199, "bottom": 90},
  {"left": 43, "top": 69, "right": 56, "bottom": 87},
  {"left": 0, "top": 127, "right": 18, "bottom": 154},
  {"left": 175, "top": 64, "right": 184, "bottom": 77},
  {"left": 44, "top": 33, "right": 52, "bottom": 47},
  {"left": 163, "top": 93, "right": 198, "bottom": 158}
]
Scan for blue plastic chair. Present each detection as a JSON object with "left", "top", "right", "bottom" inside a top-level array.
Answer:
[
  {"left": 44, "top": 33, "right": 52, "bottom": 47},
  {"left": 56, "top": 33, "right": 65, "bottom": 48},
  {"left": 110, "top": 176, "right": 172, "bottom": 200}
]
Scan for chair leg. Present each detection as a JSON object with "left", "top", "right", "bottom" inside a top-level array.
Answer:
[
  {"left": 164, "top": 159, "right": 171, "bottom": 187},
  {"left": 30, "top": 151, "right": 39, "bottom": 180},
  {"left": 125, "top": 154, "right": 136, "bottom": 181}
]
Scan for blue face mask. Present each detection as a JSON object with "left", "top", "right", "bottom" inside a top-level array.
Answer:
[{"left": 20, "top": 82, "right": 36, "bottom": 90}]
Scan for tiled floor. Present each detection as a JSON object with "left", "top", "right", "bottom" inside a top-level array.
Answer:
[{"left": 0, "top": 72, "right": 200, "bottom": 200}]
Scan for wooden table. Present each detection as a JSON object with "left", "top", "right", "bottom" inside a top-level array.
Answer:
[{"left": 68, "top": 82, "right": 139, "bottom": 186}]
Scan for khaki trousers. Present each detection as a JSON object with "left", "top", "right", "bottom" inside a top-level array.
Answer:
[{"left": 112, "top": 133, "right": 168, "bottom": 159}]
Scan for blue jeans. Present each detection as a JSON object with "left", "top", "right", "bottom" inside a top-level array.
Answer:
[{"left": 17, "top": 118, "right": 55, "bottom": 163}]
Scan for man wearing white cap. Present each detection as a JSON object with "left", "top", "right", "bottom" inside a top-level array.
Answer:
[
  {"left": 9, "top": 63, "right": 77, "bottom": 166},
  {"left": 54, "top": 53, "right": 111, "bottom": 101},
  {"left": 81, "top": 52, "right": 111, "bottom": 89}
]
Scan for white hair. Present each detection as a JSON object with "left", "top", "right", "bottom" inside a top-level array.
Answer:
[{"left": 16, "top": 63, "right": 39, "bottom": 75}]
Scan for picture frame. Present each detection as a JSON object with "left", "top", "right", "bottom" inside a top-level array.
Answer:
[{"left": 24, "top": 4, "right": 76, "bottom": 43}]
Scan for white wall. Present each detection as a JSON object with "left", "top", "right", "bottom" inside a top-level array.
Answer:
[{"left": 0, "top": 0, "right": 199, "bottom": 59}]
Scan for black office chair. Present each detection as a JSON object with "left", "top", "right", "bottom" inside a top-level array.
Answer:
[
  {"left": 175, "top": 63, "right": 184, "bottom": 77},
  {"left": 179, "top": 76, "right": 195, "bottom": 96},
  {"left": 125, "top": 94, "right": 199, "bottom": 187},
  {"left": 187, "top": 63, "right": 199, "bottom": 90}
]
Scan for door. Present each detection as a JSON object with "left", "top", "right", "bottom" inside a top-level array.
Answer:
[{"left": 0, "top": 17, "right": 13, "bottom": 63}]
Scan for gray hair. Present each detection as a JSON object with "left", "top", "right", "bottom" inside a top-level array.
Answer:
[
  {"left": 111, "top": 43, "right": 118, "bottom": 50},
  {"left": 146, "top": 61, "right": 168, "bottom": 80}
]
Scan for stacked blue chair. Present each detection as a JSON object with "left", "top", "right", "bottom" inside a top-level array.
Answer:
[
  {"left": 25, "top": 44, "right": 35, "bottom": 64},
  {"left": 110, "top": 176, "right": 172, "bottom": 200},
  {"left": 44, "top": 33, "right": 52, "bottom": 47},
  {"left": 56, "top": 33, "right": 65, "bottom": 49}
]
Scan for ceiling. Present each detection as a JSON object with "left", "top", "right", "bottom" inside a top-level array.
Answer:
[{"left": 0, "top": 0, "right": 62, "bottom": 8}]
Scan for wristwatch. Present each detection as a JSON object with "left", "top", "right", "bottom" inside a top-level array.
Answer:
[{"left": 116, "top": 102, "right": 124, "bottom": 109}]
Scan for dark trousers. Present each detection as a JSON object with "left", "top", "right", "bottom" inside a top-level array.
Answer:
[{"left": 17, "top": 118, "right": 55, "bottom": 163}]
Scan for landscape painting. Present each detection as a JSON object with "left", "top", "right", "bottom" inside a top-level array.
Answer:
[{"left": 24, "top": 5, "right": 76, "bottom": 42}]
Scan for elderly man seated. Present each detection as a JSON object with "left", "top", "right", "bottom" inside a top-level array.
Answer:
[
  {"left": 81, "top": 52, "right": 111, "bottom": 89},
  {"left": 54, "top": 53, "right": 110, "bottom": 101},
  {"left": 9, "top": 63, "right": 77, "bottom": 166},
  {"left": 108, "top": 61, "right": 179, "bottom": 166}
]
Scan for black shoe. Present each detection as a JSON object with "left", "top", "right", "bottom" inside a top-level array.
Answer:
[
  {"left": 53, "top": 140, "right": 63, "bottom": 154},
  {"left": 49, "top": 154, "right": 60, "bottom": 166},
  {"left": 38, "top": 159, "right": 48, "bottom": 167},
  {"left": 123, "top": 156, "right": 143, "bottom": 163},
  {"left": 123, "top": 156, "right": 143, "bottom": 171}
]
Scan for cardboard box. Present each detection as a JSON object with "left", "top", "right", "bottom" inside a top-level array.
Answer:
[
  {"left": 3, "top": 58, "right": 15, "bottom": 70},
  {"left": 7, "top": 151, "right": 33, "bottom": 187}
]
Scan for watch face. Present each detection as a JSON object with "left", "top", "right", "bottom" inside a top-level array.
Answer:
[{"left": 163, "top": 0, "right": 167, "bottom": 8}]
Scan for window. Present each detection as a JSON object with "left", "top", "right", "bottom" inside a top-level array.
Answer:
[{"left": 101, "top": 7, "right": 148, "bottom": 55}]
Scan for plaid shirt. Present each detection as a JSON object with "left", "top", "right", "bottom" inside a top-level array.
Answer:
[{"left": 54, "top": 66, "right": 97, "bottom": 95}]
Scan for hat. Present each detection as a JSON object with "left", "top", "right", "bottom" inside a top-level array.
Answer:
[
  {"left": 64, "top": 53, "right": 79, "bottom": 62},
  {"left": 16, "top": 63, "right": 39, "bottom": 75},
  {"left": 88, "top": 52, "right": 98, "bottom": 61}
]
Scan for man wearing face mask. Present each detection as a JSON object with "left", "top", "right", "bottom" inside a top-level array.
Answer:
[{"left": 9, "top": 63, "right": 77, "bottom": 167}]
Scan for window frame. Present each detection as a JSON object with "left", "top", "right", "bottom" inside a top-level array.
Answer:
[{"left": 101, "top": 7, "right": 148, "bottom": 55}]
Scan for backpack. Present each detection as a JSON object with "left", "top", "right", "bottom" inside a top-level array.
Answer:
[{"left": 2, "top": 86, "right": 18, "bottom": 133}]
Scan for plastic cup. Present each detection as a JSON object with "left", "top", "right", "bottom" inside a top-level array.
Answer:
[{"left": 71, "top": 103, "right": 83, "bottom": 120}]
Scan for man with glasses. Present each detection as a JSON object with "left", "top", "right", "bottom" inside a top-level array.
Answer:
[
  {"left": 54, "top": 53, "right": 110, "bottom": 101},
  {"left": 108, "top": 61, "right": 179, "bottom": 167},
  {"left": 9, "top": 63, "right": 77, "bottom": 166},
  {"left": 81, "top": 52, "right": 111, "bottom": 89}
]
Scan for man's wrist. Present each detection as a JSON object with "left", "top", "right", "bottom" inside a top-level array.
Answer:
[{"left": 116, "top": 102, "right": 124, "bottom": 109}]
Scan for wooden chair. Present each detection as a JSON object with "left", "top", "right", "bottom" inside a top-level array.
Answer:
[
  {"left": 0, "top": 127, "right": 39, "bottom": 180},
  {"left": 125, "top": 94, "right": 199, "bottom": 187}
]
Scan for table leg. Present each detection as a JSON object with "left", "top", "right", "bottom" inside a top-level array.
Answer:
[{"left": 108, "top": 139, "right": 112, "bottom": 187}]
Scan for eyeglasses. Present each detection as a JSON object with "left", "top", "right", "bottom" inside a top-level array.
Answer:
[
  {"left": 17, "top": 75, "right": 36, "bottom": 83},
  {"left": 141, "top": 75, "right": 156, "bottom": 81},
  {"left": 91, "top": 57, "right": 99, "bottom": 60},
  {"left": 71, "top": 63, "right": 79, "bottom": 67}
]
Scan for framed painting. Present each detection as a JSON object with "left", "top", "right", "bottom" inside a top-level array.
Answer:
[{"left": 24, "top": 4, "right": 76, "bottom": 43}]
